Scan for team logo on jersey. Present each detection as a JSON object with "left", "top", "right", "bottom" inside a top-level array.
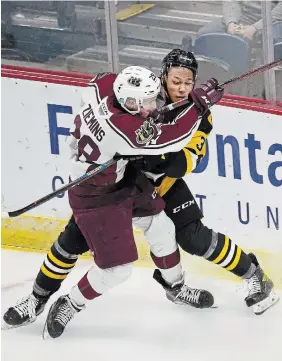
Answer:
[
  {"left": 173, "top": 200, "right": 195, "bottom": 213},
  {"left": 97, "top": 72, "right": 111, "bottom": 79},
  {"left": 201, "top": 95, "right": 210, "bottom": 105},
  {"left": 151, "top": 190, "right": 157, "bottom": 199},
  {"left": 88, "top": 72, "right": 111, "bottom": 85},
  {"left": 128, "top": 76, "right": 142, "bottom": 87},
  {"left": 100, "top": 101, "right": 110, "bottom": 116},
  {"left": 135, "top": 120, "right": 155, "bottom": 145}
]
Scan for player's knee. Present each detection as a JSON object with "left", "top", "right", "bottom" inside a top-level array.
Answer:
[
  {"left": 109, "top": 263, "right": 133, "bottom": 284},
  {"left": 176, "top": 220, "right": 212, "bottom": 256},
  {"left": 144, "top": 211, "right": 177, "bottom": 256},
  {"left": 57, "top": 216, "right": 89, "bottom": 255},
  {"left": 50, "top": 237, "right": 79, "bottom": 265},
  {"left": 87, "top": 263, "right": 133, "bottom": 292}
]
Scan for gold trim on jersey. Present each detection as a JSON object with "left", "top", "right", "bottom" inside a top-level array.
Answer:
[
  {"left": 155, "top": 177, "right": 177, "bottom": 197},
  {"left": 207, "top": 114, "right": 213, "bottom": 125},
  {"left": 186, "top": 130, "right": 208, "bottom": 156},
  {"left": 154, "top": 112, "right": 213, "bottom": 196}
]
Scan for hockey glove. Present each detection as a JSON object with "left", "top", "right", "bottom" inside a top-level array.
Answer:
[{"left": 190, "top": 78, "right": 224, "bottom": 116}]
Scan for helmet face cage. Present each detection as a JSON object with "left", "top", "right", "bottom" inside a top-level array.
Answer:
[
  {"left": 161, "top": 49, "right": 198, "bottom": 81},
  {"left": 114, "top": 66, "right": 161, "bottom": 115}
]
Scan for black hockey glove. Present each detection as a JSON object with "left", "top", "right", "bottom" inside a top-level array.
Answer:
[{"left": 149, "top": 110, "right": 165, "bottom": 124}]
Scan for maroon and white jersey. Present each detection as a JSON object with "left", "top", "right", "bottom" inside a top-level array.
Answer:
[{"left": 69, "top": 73, "right": 201, "bottom": 185}]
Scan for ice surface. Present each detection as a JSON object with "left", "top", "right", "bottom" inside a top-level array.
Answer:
[{"left": 1, "top": 250, "right": 281, "bottom": 361}]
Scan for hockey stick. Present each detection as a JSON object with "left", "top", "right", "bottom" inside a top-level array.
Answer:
[
  {"left": 2, "top": 157, "right": 120, "bottom": 218},
  {"left": 3, "top": 58, "right": 281, "bottom": 218},
  {"left": 159, "top": 58, "right": 282, "bottom": 113}
]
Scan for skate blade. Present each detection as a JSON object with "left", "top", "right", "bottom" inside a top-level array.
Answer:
[
  {"left": 1, "top": 322, "right": 21, "bottom": 331},
  {"left": 42, "top": 320, "right": 50, "bottom": 340},
  {"left": 210, "top": 304, "right": 218, "bottom": 309},
  {"left": 173, "top": 299, "right": 218, "bottom": 309},
  {"left": 42, "top": 302, "right": 56, "bottom": 340},
  {"left": 253, "top": 290, "right": 280, "bottom": 315},
  {"left": 1, "top": 318, "right": 35, "bottom": 331}
]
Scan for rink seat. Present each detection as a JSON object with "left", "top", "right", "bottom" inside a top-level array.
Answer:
[
  {"left": 193, "top": 33, "right": 249, "bottom": 76},
  {"left": 1, "top": 64, "right": 282, "bottom": 290},
  {"left": 195, "top": 55, "right": 230, "bottom": 86}
]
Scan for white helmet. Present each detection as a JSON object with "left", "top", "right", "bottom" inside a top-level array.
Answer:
[{"left": 113, "top": 66, "right": 161, "bottom": 115}]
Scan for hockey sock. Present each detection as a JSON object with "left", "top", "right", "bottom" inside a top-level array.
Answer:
[
  {"left": 150, "top": 248, "right": 183, "bottom": 285},
  {"left": 202, "top": 232, "right": 256, "bottom": 279},
  {"left": 69, "top": 263, "right": 133, "bottom": 305},
  {"left": 33, "top": 240, "right": 78, "bottom": 298}
]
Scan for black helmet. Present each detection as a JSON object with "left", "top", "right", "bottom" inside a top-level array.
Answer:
[{"left": 161, "top": 49, "right": 198, "bottom": 80}]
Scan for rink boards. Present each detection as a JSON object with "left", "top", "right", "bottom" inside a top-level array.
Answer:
[{"left": 1, "top": 66, "right": 282, "bottom": 288}]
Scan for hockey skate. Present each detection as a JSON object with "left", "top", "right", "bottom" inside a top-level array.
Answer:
[
  {"left": 245, "top": 253, "right": 279, "bottom": 315},
  {"left": 153, "top": 269, "right": 215, "bottom": 308},
  {"left": 2, "top": 294, "right": 48, "bottom": 330},
  {"left": 42, "top": 295, "right": 85, "bottom": 339}
]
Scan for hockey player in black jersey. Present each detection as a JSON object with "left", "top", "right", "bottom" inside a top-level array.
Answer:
[{"left": 140, "top": 49, "right": 279, "bottom": 316}]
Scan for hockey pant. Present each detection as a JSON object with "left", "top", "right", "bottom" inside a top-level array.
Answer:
[
  {"left": 163, "top": 179, "right": 255, "bottom": 278},
  {"left": 34, "top": 211, "right": 182, "bottom": 301},
  {"left": 68, "top": 211, "right": 182, "bottom": 304}
]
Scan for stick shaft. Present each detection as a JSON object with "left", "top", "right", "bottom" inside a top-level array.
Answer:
[
  {"left": 159, "top": 58, "right": 282, "bottom": 113},
  {"left": 7, "top": 158, "right": 118, "bottom": 217},
  {"left": 5, "top": 58, "right": 281, "bottom": 218},
  {"left": 220, "top": 58, "right": 282, "bottom": 88}
]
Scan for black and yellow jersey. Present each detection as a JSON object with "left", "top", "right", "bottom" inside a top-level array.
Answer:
[{"left": 142, "top": 110, "right": 213, "bottom": 197}]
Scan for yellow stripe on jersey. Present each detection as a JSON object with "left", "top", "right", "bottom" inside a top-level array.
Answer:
[
  {"left": 186, "top": 130, "right": 208, "bottom": 156},
  {"left": 179, "top": 130, "right": 208, "bottom": 175},
  {"left": 41, "top": 265, "right": 68, "bottom": 280},
  {"left": 226, "top": 247, "right": 242, "bottom": 271},
  {"left": 207, "top": 114, "right": 213, "bottom": 125},
  {"left": 47, "top": 251, "right": 74, "bottom": 268},
  {"left": 155, "top": 177, "right": 177, "bottom": 197},
  {"left": 213, "top": 236, "right": 230, "bottom": 264}
]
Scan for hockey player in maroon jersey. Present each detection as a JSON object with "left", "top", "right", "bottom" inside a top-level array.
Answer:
[
  {"left": 4, "top": 50, "right": 278, "bottom": 338},
  {"left": 3, "top": 65, "right": 223, "bottom": 338}
]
